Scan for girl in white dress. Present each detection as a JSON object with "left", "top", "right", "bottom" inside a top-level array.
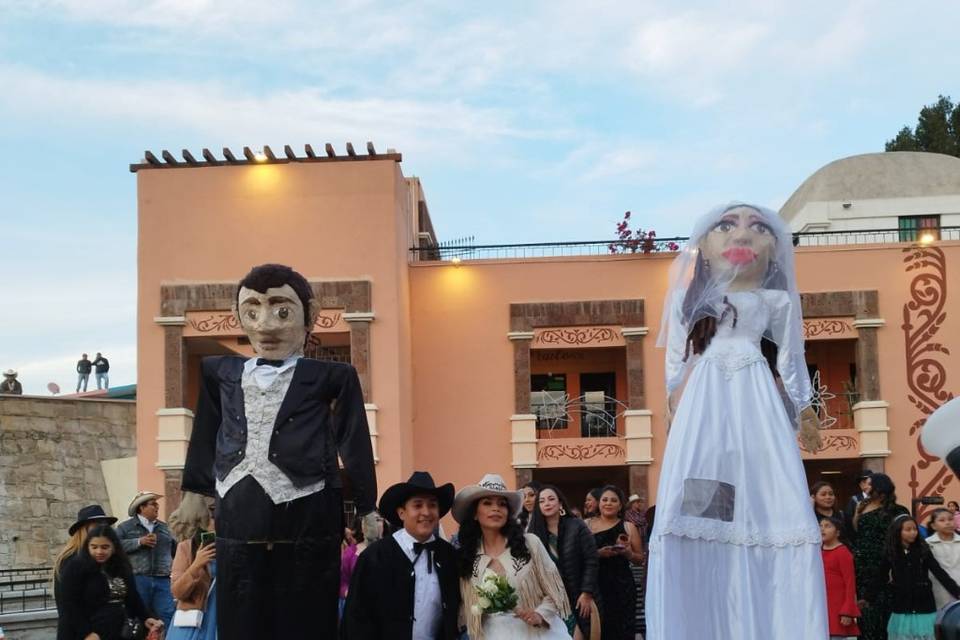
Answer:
[
  {"left": 454, "top": 474, "right": 571, "bottom": 640},
  {"left": 646, "top": 203, "right": 828, "bottom": 639}
]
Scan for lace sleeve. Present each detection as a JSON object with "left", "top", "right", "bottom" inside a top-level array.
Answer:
[
  {"left": 767, "top": 290, "right": 813, "bottom": 425},
  {"left": 664, "top": 292, "right": 690, "bottom": 396}
]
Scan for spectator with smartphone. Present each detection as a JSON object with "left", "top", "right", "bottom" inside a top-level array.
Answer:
[
  {"left": 587, "top": 485, "right": 643, "bottom": 639},
  {"left": 116, "top": 491, "right": 176, "bottom": 631},
  {"left": 168, "top": 498, "right": 218, "bottom": 640}
]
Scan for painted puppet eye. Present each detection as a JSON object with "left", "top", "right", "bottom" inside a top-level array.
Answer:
[
  {"left": 277, "top": 307, "right": 290, "bottom": 320},
  {"left": 750, "top": 222, "right": 771, "bottom": 234},
  {"left": 245, "top": 309, "right": 258, "bottom": 320},
  {"left": 714, "top": 221, "right": 734, "bottom": 232}
]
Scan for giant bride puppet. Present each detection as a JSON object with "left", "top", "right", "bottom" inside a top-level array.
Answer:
[{"left": 645, "top": 203, "right": 828, "bottom": 639}]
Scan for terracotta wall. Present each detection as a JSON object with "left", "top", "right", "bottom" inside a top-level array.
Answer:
[
  {"left": 136, "top": 160, "right": 415, "bottom": 501},
  {"left": 409, "top": 242, "right": 960, "bottom": 510}
]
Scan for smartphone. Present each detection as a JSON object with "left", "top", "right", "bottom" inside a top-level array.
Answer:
[{"left": 200, "top": 531, "right": 216, "bottom": 547}]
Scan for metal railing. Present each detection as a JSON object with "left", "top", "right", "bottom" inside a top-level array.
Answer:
[
  {"left": 0, "top": 567, "right": 54, "bottom": 613},
  {"left": 410, "top": 226, "right": 960, "bottom": 262}
]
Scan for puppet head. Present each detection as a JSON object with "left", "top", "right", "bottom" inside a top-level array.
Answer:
[
  {"left": 235, "top": 264, "right": 320, "bottom": 360},
  {"left": 698, "top": 204, "right": 778, "bottom": 291}
]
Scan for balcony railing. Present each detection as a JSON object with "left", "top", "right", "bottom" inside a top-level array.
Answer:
[{"left": 411, "top": 226, "right": 960, "bottom": 262}]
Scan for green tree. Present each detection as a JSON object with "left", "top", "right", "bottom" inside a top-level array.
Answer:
[{"left": 885, "top": 95, "right": 960, "bottom": 157}]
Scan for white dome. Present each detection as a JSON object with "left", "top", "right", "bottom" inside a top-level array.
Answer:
[{"left": 781, "top": 152, "right": 960, "bottom": 221}]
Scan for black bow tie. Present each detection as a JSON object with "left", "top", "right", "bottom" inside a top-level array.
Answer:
[
  {"left": 412, "top": 541, "right": 437, "bottom": 573},
  {"left": 256, "top": 358, "right": 286, "bottom": 367}
]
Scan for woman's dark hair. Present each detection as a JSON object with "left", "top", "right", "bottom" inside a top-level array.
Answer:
[
  {"left": 517, "top": 481, "right": 543, "bottom": 529},
  {"left": 810, "top": 481, "right": 839, "bottom": 514},
  {"left": 583, "top": 487, "right": 603, "bottom": 518},
  {"left": 597, "top": 485, "right": 627, "bottom": 519},
  {"left": 237, "top": 263, "right": 314, "bottom": 328},
  {"left": 81, "top": 524, "right": 133, "bottom": 576},
  {"left": 810, "top": 481, "right": 835, "bottom": 498},
  {"left": 927, "top": 508, "right": 953, "bottom": 533},
  {"left": 457, "top": 498, "right": 530, "bottom": 578},
  {"left": 885, "top": 515, "right": 929, "bottom": 562},
  {"left": 528, "top": 485, "right": 574, "bottom": 550},
  {"left": 867, "top": 473, "right": 898, "bottom": 507},
  {"left": 349, "top": 514, "right": 365, "bottom": 544},
  {"left": 950, "top": 501, "right": 960, "bottom": 511}
]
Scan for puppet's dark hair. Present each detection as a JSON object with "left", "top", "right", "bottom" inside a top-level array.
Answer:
[
  {"left": 680, "top": 248, "right": 789, "bottom": 374},
  {"left": 237, "top": 264, "right": 314, "bottom": 327}
]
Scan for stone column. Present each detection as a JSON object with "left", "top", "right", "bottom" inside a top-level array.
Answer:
[
  {"left": 509, "top": 331, "right": 537, "bottom": 484},
  {"left": 154, "top": 316, "right": 189, "bottom": 510},
  {"left": 852, "top": 317, "right": 888, "bottom": 473},
  {"left": 344, "top": 312, "right": 374, "bottom": 402},
  {"left": 622, "top": 327, "right": 651, "bottom": 509},
  {"left": 154, "top": 316, "right": 187, "bottom": 408}
]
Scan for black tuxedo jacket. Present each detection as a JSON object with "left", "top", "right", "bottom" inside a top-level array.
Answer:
[
  {"left": 341, "top": 535, "right": 461, "bottom": 640},
  {"left": 181, "top": 355, "right": 377, "bottom": 513}
]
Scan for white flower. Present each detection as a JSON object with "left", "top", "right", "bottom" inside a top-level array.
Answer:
[
  {"left": 477, "top": 596, "right": 491, "bottom": 610},
  {"left": 470, "top": 604, "right": 482, "bottom": 616},
  {"left": 482, "top": 568, "right": 498, "bottom": 581}
]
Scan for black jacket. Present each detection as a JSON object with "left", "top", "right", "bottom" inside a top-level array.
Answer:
[
  {"left": 868, "top": 545, "right": 960, "bottom": 613},
  {"left": 76, "top": 359, "right": 92, "bottom": 374},
  {"left": 57, "top": 556, "right": 153, "bottom": 640},
  {"left": 182, "top": 356, "right": 377, "bottom": 513},
  {"left": 93, "top": 357, "right": 109, "bottom": 373},
  {"left": 341, "top": 535, "right": 461, "bottom": 640},
  {"left": 552, "top": 516, "right": 599, "bottom": 607}
]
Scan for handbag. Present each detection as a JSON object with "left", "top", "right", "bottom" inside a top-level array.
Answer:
[
  {"left": 172, "top": 575, "right": 216, "bottom": 628},
  {"left": 119, "top": 618, "right": 147, "bottom": 640}
]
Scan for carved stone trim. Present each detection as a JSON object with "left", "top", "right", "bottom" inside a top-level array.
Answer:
[
  {"left": 621, "top": 326, "right": 650, "bottom": 337},
  {"left": 343, "top": 312, "right": 375, "bottom": 323},
  {"left": 852, "top": 318, "right": 886, "bottom": 328},
  {"left": 154, "top": 316, "right": 187, "bottom": 326},
  {"left": 508, "top": 331, "right": 535, "bottom": 341},
  {"left": 510, "top": 299, "right": 644, "bottom": 331}
]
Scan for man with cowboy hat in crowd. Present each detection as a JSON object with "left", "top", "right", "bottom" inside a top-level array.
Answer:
[
  {"left": 1, "top": 369, "right": 22, "bottom": 395},
  {"left": 116, "top": 491, "right": 176, "bottom": 630},
  {"left": 342, "top": 471, "right": 461, "bottom": 640}
]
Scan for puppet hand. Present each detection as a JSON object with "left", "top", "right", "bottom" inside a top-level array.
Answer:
[
  {"left": 799, "top": 406, "right": 821, "bottom": 452},
  {"left": 361, "top": 511, "right": 382, "bottom": 538}
]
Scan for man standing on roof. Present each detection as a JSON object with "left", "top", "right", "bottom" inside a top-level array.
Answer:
[{"left": 92, "top": 352, "right": 110, "bottom": 390}]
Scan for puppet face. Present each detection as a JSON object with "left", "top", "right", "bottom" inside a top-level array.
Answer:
[
  {"left": 237, "top": 285, "right": 307, "bottom": 359},
  {"left": 700, "top": 206, "right": 776, "bottom": 289}
]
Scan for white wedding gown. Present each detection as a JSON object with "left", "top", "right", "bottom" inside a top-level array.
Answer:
[{"left": 646, "top": 289, "right": 828, "bottom": 639}]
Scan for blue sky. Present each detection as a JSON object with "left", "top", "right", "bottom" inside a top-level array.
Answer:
[{"left": 2, "top": 1, "right": 958, "bottom": 394}]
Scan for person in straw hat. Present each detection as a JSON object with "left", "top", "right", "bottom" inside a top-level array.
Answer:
[
  {"left": 116, "top": 491, "right": 176, "bottom": 630},
  {"left": 0, "top": 369, "right": 22, "bottom": 395},
  {"left": 453, "top": 473, "right": 570, "bottom": 639},
  {"left": 342, "top": 471, "right": 461, "bottom": 640}
]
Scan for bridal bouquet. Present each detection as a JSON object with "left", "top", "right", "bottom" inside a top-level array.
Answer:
[{"left": 471, "top": 569, "right": 518, "bottom": 616}]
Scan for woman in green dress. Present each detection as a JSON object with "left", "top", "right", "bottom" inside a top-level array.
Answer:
[{"left": 853, "top": 473, "right": 909, "bottom": 640}]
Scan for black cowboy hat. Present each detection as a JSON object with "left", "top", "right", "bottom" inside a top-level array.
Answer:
[
  {"left": 378, "top": 471, "right": 455, "bottom": 529},
  {"left": 69, "top": 504, "right": 118, "bottom": 535}
]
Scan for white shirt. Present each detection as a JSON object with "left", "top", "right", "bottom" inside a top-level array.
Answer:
[
  {"left": 137, "top": 515, "right": 156, "bottom": 533},
  {"left": 216, "top": 355, "right": 326, "bottom": 503},
  {"left": 927, "top": 532, "right": 960, "bottom": 609},
  {"left": 393, "top": 529, "right": 442, "bottom": 640}
]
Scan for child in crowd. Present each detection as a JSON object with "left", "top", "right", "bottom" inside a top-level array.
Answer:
[
  {"left": 926, "top": 508, "right": 960, "bottom": 610},
  {"left": 866, "top": 515, "right": 960, "bottom": 640},
  {"left": 821, "top": 515, "right": 860, "bottom": 639}
]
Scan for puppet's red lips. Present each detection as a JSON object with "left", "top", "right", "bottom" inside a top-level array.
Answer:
[{"left": 722, "top": 247, "right": 757, "bottom": 265}]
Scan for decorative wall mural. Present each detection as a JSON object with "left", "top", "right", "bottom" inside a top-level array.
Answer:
[
  {"left": 533, "top": 326, "right": 624, "bottom": 347},
  {"left": 538, "top": 442, "right": 625, "bottom": 462},
  {"left": 903, "top": 246, "right": 955, "bottom": 521},
  {"left": 803, "top": 318, "right": 856, "bottom": 339},
  {"left": 798, "top": 431, "right": 859, "bottom": 455},
  {"left": 186, "top": 310, "right": 346, "bottom": 335}
]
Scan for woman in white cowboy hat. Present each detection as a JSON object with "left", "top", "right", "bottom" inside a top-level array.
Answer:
[{"left": 454, "top": 474, "right": 570, "bottom": 639}]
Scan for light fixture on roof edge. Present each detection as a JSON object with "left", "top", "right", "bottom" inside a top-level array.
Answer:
[{"left": 919, "top": 232, "right": 936, "bottom": 246}]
